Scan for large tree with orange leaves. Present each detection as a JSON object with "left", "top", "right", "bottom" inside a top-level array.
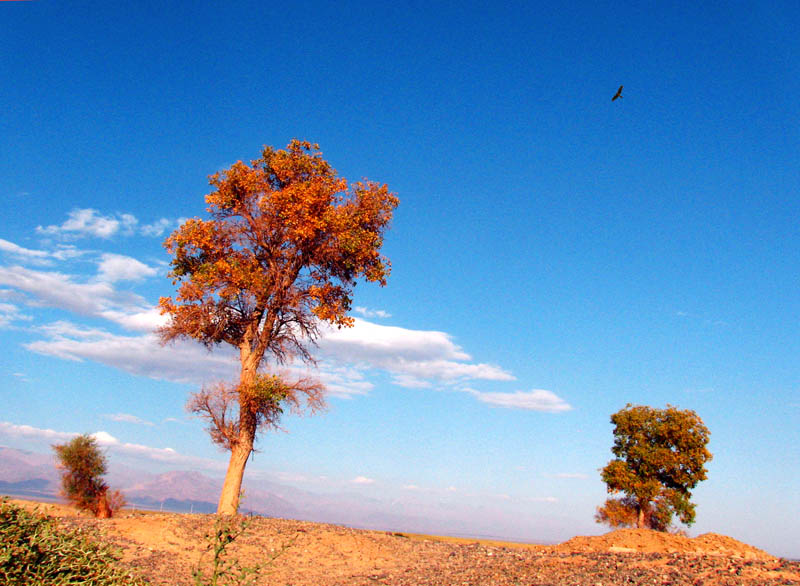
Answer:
[{"left": 160, "top": 140, "right": 398, "bottom": 514}]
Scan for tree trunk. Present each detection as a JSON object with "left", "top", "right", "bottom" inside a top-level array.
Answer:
[
  {"left": 217, "top": 436, "right": 253, "bottom": 514},
  {"left": 216, "top": 342, "right": 261, "bottom": 515},
  {"left": 95, "top": 491, "right": 112, "bottom": 519},
  {"left": 637, "top": 504, "right": 646, "bottom": 529}
]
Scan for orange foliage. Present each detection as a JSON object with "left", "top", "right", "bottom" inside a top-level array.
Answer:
[{"left": 159, "top": 140, "right": 398, "bottom": 366}]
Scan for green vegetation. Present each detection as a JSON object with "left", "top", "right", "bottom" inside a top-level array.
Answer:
[
  {"left": 192, "top": 515, "right": 260, "bottom": 586},
  {"left": 0, "top": 499, "right": 147, "bottom": 586},
  {"left": 192, "top": 514, "right": 295, "bottom": 586},
  {"left": 597, "top": 404, "right": 712, "bottom": 531}
]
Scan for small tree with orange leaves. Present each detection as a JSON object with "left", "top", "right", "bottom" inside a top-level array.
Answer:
[{"left": 160, "top": 140, "right": 398, "bottom": 514}]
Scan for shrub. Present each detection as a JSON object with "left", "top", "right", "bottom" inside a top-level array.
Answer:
[
  {"left": 53, "top": 434, "right": 125, "bottom": 518},
  {"left": 0, "top": 498, "right": 147, "bottom": 585}
]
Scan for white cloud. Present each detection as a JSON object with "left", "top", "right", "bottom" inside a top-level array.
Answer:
[
  {"left": 315, "top": 363, "right": 374, "bottom": 398},
  {"left": 34, "top": 208, "right": 184, "bottom": 240},
  {"left": 3, "top": 248, "right": 548, "bottom": 412},
  {"left": 0, "top": 238, "right": 51, "bottom": 262},
  {"left": 552, "top": 472, "right": 588, "bottom": 479},
  {"left": 0, "top": 421, "right": 224, "bottom": 469},
  {"left": 25, "top": 322, "right": 239, "bottom": 385},
  {"left": 353, "top": 306, "right": 392, "bottom": 319},
  {"left": 0, "top": 239, "right": 89, "bottom": 267},
  {"left": 99, "top": 307, "right": 168, "bottom": 332},
  {"left": 37, "top": 208, "right": 124, "bottom": 239},
  {"left": 0, "top": 421, "right": 76, "bottom": 441},
  {"left": 96, "top": 253, "right": 158, "bottom": 283},
  {"left": 140, "top": 218, "right": 174, "bottom": 237},
  {"left": 0, "top": 265, "right": 162, "bottom": 333},
  {"left": 319, "top": 318, "right": 514, "bottom": 384},
  {"left": 50, "top": 245, "right": 86, "bottom": 261},
  {"left": 0, "top": 302, "right": 32, "bottom": 327},
  {"left": 0, "top": 265, "right": 139, "bottom": 317},
  {"left": 90, "top": 430, "right": 180, "bottom": 461},
  {"left": 322, "top": 318, "right": 469, "bottom": 361},
  {"left": 352, "top": 476, "right": 376, "bottom": 485},
  {"left": 119, "top": 214, "right": 138, "bottom": 235},
  {"left": 104, "top": 413, "right": 155, "bottom": 426},
  {"left": 390, "top": 374, "right": 433, "bottom": 388},
  {"left": 466, "top": 389, "right": 572, "bottom": 412},
  {"left": 528, "top": 496, "right": 559, "bottom": 503}
]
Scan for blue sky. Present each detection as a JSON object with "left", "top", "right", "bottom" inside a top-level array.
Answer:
[{"left": 1, "top": 0, "right": 798, "bottom": 557}]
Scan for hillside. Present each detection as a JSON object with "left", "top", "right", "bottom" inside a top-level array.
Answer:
[{"left": 11, "top": 499, "right": 799, "bottom": 586}]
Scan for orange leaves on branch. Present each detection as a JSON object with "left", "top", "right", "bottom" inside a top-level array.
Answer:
[
  {"left": 187, "top": 373, "right": 326, "bottom": 452},
  {"left": 159, "top": 139, "right": 398, "bottom": 363}
]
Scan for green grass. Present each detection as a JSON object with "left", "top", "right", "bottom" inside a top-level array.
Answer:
[{"left": 0, "top": 498, "right": 147, "bottom": 586}]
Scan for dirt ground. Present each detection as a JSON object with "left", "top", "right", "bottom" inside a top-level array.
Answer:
[{"left": 13, "top": 500, "right": 800, "bottom": 586}]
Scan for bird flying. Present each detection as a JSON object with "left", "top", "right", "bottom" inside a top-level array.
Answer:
[{"left": 612, "top": 85, "right": 623, "bottom": 101}]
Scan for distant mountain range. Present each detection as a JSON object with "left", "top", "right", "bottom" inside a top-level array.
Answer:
[
  {"left": 0, "top": 446, "right": 461, "bottom": 536},
  {"left": 0, "top": 446, "right": 306, "bottom": 517},
  {"left": 0, "top": 445, "right": 559, "bottom": 544}
]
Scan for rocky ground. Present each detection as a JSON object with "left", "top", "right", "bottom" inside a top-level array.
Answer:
[{"left": 15, "top": 500, "right": 800, "bottom": 586}]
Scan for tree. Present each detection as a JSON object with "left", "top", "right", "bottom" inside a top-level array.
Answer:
[
  {"left": 597, "top": 404, "right": 712, "bottom": 531},
  {"left": 52, "top": 434, "right": 124, "bottom": 518},
  {"left": 160, "top": 140, "right": 399, "bottom": 515}
]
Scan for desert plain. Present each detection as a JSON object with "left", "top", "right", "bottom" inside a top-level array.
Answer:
[{"left": 10, "top": 499, "right": 799, "bottom": 586}]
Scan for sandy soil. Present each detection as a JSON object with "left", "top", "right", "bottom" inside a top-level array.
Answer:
[{"left": 12, "top": 500, "right": 800, "bottom": 586}]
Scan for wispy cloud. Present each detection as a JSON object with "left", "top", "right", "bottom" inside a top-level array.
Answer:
[
  {"left": 527, "top": 496, "right": 559, "bottom": 503},
  {"left": 675, "top": 309, "right": 729, "bottom": 328},
  {"left": 352, "top": 475, "right": 376, "bottom": 485},
  {"left": 35, "top": 208, "right": 182, "bottom": 240},
  {"left": 0, "top": 421, "right": 225, "bottom": 470},
  {"left": 0, "top": 238, "right": 85, "bottom": 266},
  {"left": 465, "top": 389, "right": 572, "bottom": 412},
  {"left": 0, "top": 421, "right": 75, "bottom": 442},
  {"left": 390, "top": 374, "right": 433, "bottom": 388},
  {"left": 25, "top": 322, "right": 239, "bottom": 385},
  {"left": 140, "top": 218, "right": 175, "bottom": 237},
  {"left": 37, "top": 208, "right": 134, "bottom": 239},
  {"left": 315, "top": 363, "right": 374, "bottom": 398},
  {"left": 353, "top": 306, "right": 392, "bottom": 319},
  {"left": 0, "top": 302, "right": 32, "bottom": 328},
  {"left": 0, "top": 265, "right": 143, "bottom": 317},
  {"left": 104, "top": 413, "right": 155, "bottom": 426},
  {"left": 0, "top": 265, "right": 163, "bottom": 332},
  {"left": 550, "top": 472, "right": 588, "bottom": 479},
  {"left": 0, "top": 238, "right": 50, "bottom": 261}
]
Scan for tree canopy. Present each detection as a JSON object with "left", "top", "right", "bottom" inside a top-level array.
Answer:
[
  {"left": 160, "top": 140, "right": 398, "bottom": 514},
  {"left": 159, "top": 139, "right": 398, "bottom": 364},
  {"left": 52, "top": 434, "right": 124, "bottom": 518},
  {"left": 597, "top": 404, "right": 712, "bottom": 531}
]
